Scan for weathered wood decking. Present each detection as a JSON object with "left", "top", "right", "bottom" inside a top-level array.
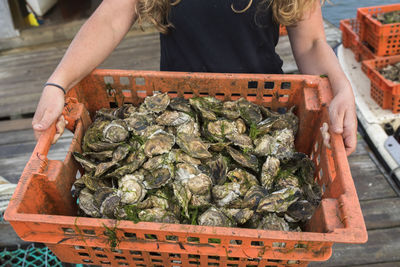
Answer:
[{"left": 0, "top": 21, "right": 399, "bottom": 266}]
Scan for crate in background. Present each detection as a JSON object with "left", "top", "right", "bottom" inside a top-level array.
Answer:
[{"left": 357, "top": 4, "right": 400, "bottom": 57}]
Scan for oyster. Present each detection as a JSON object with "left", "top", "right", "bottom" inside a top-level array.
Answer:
[
  {"left": 83, "top": 151, "right": 113, "bottom": 162},
  {"left": 172, "top": 181, "right": 192, "bottom": 218},
  {"left": 375, "top": 10, "right": 400, "bottom": 25},
  {"left": 223, "top": 208, "right": 254, "bottom": 225},
  {"left": 260, "top": 106, "right": 298, "bottom": 134},
  {"left": 100, "top": 194, "right": 121, "bottom": 218},
  {"left": 175, "top": 163, "right": 200, "bottom": 182},
  {"left": 113, "top": 104, "right": 137, "bottom": 119},
  {"left": 143, "top": 130, "right": 175, "bottom": 157},
  {"left": 302, "top": 183, "right": 322, "bottom": 206},
  {"left": 82, "top": 120, "right": 109, "bottom": 151},
  {"left": 93, "top": 187, "right": 115, "bottom": 208},
  {"left": 169, "top": 97, "right": 192, "bottom": 113},
  {"left": 209, "top": 141, "right": 232, "bottom": 152},
  {"left": 198, "top": 207, "right": 234, "bottom": 227},
  {"left": 124, "top": 113, "right": 154, "bottom": 135},
  {"left": 112, "top": 144, "right": 131, "bottom": 162},
  {"left": 73, "top": 152, "right": 96, "bottom": 172},
  {"left": 142, "top": 154, "right": 170, "bottom": 170},
  {"left": 254, "top": 128, "right": 295, "bottom": 159},
  {"left": 156, "top": 111, "right": 191, "bottom": 126},
  {"left": 144, "top": 92, "right": 170, "bottom": 113},
  {"left": 81, "top": 173, "right": 100, "bottom": 191},
  {"left": 237, "top": 98, "right": 263, "bottom": 125},
  {"left": 226, "top": 146, "right": 259, "bottom": 172},
  {"left": 169, "top": 149, "right": 201, "bottom": 165},
  {"left": 285, "top": 200, "right": 315, "bottom": 222},
  {"left": 257, "top": 187, "right": 301, "bottom": 213},
  {"left": 119, "top": 174, "right": 147, "bottom": 205},
  {"left": 187, "top": 173, "right": 212, "bottom": 195},
  {"left": 177, "top": 133, "right": 212, "bottom": 159},
  {"left": 189, "top": 97, "right": 218, "bottom": 120},
  {"left": 235, "top": 118, "right": 247, "bottom": 134},
  {"left": 283, "top": 152, "right": 315, "bottom": 185},
  {"left": 257, "top": 213, "right": 290, "bottom": 231},
  {"left": 144, "top": 166, "right": 173, "bottom": 189},
  {"left": 212, "top": 182, "right": 241, "bottom": 208},
  {"left": 103, "top": 120, "right": 129, "bottom": 143},
  {"left": 261, "top": 156, "right": 280, "bottom": 190},
  {"left": 79, "top": 188, "right": 101, "bottom": 217},
  {"left": 94, "top": 161, "right": 118, "bottom": 177},
  {"left": 274, "top": 173, "right": 300, "bottom": 191},
  {"left": 207, "top": 120, "right": 237, "bottom": 139},
  {"left": 222, "top": 101, "right": 240, "bottom": 120},
  {"left": 176, "top": 119, "right": 201, "bottom": 137},
  {"left": 242, "top": 185, "right": 267, "bottom": 210},
  {"left": 225, "top": 134, "right": 253, "bottom": 150},
  {"left": 138, "top": 208, "right": 179, "bottom": 223},
  {"left": 227, "top": 168, "right": 259, "bottom": 195},
  {"left": 205, "top": 155, "right": 228, "bottom": 185},
  {"left": 190, "top": 193, "right": 212, "bottom": 208}
]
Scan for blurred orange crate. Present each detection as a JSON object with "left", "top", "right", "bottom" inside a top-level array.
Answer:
[
  {"left": 362, "top": 55, "right": 400, "bottom": 113},
  {"left": 340, "top": 18, "right": 377, "bottom": 62},
  {"left": 4, "top": 70, "right": 367, "bottom": 266},
  {"left": 279, "top": 24, "right": 287, "bottom": 36},
  {"left": 357, "top": 4, "right": 400, "bottom": 56}
]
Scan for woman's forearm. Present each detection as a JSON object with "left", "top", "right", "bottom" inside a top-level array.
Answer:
[
  {"left": 293, "top": 39, "right": 352, "bottom": 96},
  {"left": 47, "top": 0, "right": 137, "bottom": 90}
]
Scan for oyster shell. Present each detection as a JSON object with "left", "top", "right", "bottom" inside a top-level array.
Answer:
[
  {"left": 81, "top": 173, "right": 100, "bottom": 191},
  {"left": 114, "top": 104, "right": 137, "bottom": 119},
  {"left": 112, "top": 144, "right": 131, "bottom": 162},
  {"left": 242, "top": 185, "right": 267, "bottom": 210},
  {"left": 254, "top": 129, "right": 295, "bottom": 159},
  {"left": 169, "top": 149, "right": 201, "bottom": 165},
  {"left": 261, "top": 156, "right": 280, "bottom": 190},
  {"left": 169, "top": 97, "right": 192, "bottom": 113},
  {"left": 93, "top": 187, "right": 115, "bottom": 208},
  {"left": 189, "top": 97, "right": 218, "bottom": 121},
  {"left": 190, "top": 193, "right": 212, "bottom": 208},
  {"left": 302, "top": 183, "right": 322, "bottom": 206},
  {"left": 138, "top": 208, "right": 179, "bottom": 223},
  {"left": 223, "top": 208, "right": 254, "bottom": 225},
  {"left": 227, "top": 168, "right": 259, "bottom": 195},
  {"left": 235, "top": 118, "right": 247, "bottom": 134},
  {"left": 73, "top": 152, "right": 96, "bottom": 172},
  {"left": 205, "top": 155, "right": 228, "bottom": 185},
  {"left": 172, "top": 181, "right": 192, "bottom": 218},
  {"left": 207, "top": 120, "right": 237, "bottom": 139},
  {"left": 198, "top": 207, "right": 234, "bottom": 227},
  {"left": 119, "top": 174, "right": 147, "bottom": 205},
  {"left": 94, "top": 161, "right": 118, "bottom": 177},
  {"left": 274, "top": 173, "right": 300, "bottom": 191},
  {"left": 143, "top": 130, "right": 175, "bottom": 157},
  {"left": 222, "top": 101, "right": 240, "bottom": 120},
  {"left": 83, "top": 151, "right": 113, "bottom": 162},
  {"left": 124, "top": 113, "right": 154, "bottom": 135},
  {"left": 285, "top": 200, "right": 315, "bottom": 222},
  {"left": 176, "top": 118, "right": 201, "bottom": 137},
  {"left": 212, "top": 182, "right": 241, "bottom": 207},
  {"left": 237, "top": 98, "right": 263, "bottom": 125},
  {"left": 177, "top": 133, "right": 212, "bottom": 159},
  {"left": 144, "top": 92, "right": 170, "bottom": 113},
  {"left": 225, "top": 134, "right": 253, "bottom": 150},
  {"left": 100, "top": 194, "right": 121, "bottom": 218},
  {"left": 103, "top": 120, "right": 129, "bottom": 143},
  {"left": 257, "top": 213, "right": 290, "bottom": 231},
  {"left": 143, "top": 166, "right": 173, "bottom": 189},
  {"left": 79, "top": 188, "right": 101, "bottom": 217},
  {"left": 187, "top": 173, "right": 212, "bottom": 195},
  {"left": 226, "top": 146, "right": 259, "bottom": 172},
  {"left": 156, "top": 111, "right": 191, "bottom": 126},
  {"left": 257, "top": 187, "right": 301, "bottom": 213}
]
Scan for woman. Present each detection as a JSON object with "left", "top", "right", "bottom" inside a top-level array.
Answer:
[{"left": 32, "top": 0, "right": 356, "bottom": 155}]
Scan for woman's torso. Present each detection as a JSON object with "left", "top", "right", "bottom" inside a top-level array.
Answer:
[{"left": 160, "top": 0, "right": 283, "bottom": 74}]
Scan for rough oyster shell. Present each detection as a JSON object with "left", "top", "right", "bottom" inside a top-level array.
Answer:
[
  {"left": 169, "top": 97, "right": 192, "bottom": 113},
  {"left": 257, "top": 213, "right": 290, "bottom": 231},
  {"left": 212, "top": 182, "right": 241, "bottom": 207},
  {"left": 226, "top": 146, "right": 259, "bottom": 172},
  {"left": 103, "top": 120, "right": 129, "bottom": 143},
  {"left": 177, "top": 133, "right": 212, "bottom": 159},
  {"left": 79, "top": 188, "right": 101, "bottom": 218},
  {"left": 119, "top": 174, "right": 147, "bottom": 205},
  {"left": 261, "top": 156, "right": 280, "bottom": 190},
  {"left": 144, "top": 92, "right": 170, "bottom": 113},
  {"left": 257, "top": 187, "right": 301, "bottom": 213},
  {"left": 198, "top": 207, "right": 234, "bottom": 227},
  {"left": 143, "top": 130, "right": 175, "bottom": 157},
  {"left": 156, "top": 111, "right": 191, "bottom": 126}
]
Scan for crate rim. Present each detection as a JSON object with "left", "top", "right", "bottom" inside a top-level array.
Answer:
[{"left": 362, "top": 55, "right": 400, "bottom": 89}]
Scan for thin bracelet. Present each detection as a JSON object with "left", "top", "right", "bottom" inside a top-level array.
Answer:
[{"left": 44, "top": 82, "right": 66, "bottom": 95}]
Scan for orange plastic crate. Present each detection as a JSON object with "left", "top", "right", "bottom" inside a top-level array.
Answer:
[
  {"left": 362, "top": 55, "right": 400, "bottom": 113},
  {"left": 357, "top": 4, "right": 400, "bottom": 56},
  {"left": 279, "top": 25, "right": 287, "bottom": 36},
  {"left": 340, "top": 19, "right": 377, "bottom": 62},
  {"left": 4, "top": 70, "right": 367, "bottom": 266}
]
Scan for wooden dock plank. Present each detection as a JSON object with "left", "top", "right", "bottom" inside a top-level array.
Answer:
[
  {"left": 360, "top": 198, "right": 400, "bottom": 230},
  {"left": 310, "top": 227, "right": 400, "bottom": 267}
]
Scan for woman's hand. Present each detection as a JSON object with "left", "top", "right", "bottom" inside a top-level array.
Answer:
[
  {"left": 328, "top": 89, "right": 357, "bottom": 155},
  {"left": 32, "top": 86, "right": 66, "bottom": 144}
]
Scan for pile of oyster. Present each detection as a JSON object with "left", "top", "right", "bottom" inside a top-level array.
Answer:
[
  {"left": 379, "top": 62, "right": 400, "bottom": 83},
  {"left": 374, "top": 10, "right": 400, "bottom": 24},
  {"left": 73, "top": 93, "right": 322, "bottom": 232}
]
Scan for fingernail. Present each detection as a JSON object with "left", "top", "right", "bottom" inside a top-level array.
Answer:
[{"left": 34, "top": 124, "right": 43, "bottom": 129}]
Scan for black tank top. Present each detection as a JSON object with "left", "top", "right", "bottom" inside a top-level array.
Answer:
[{"left": 160, "top": 0, "right": 283, "bottom": 74}]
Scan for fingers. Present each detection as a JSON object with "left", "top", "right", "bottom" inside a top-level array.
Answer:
[
  {"left": 52, "top": 116, "right": 66, "bottom": 144},
  {"left": 329, "top": 105, "right": 345, "bottom": 134},
  {"left": 320, "top": 122, "right": 331, "bottom": 149},
  {"left": 342, "top": 112, "right": 357, "bottom": 156}
]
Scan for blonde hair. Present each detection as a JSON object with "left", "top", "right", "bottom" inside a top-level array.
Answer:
[{"left": 136, "top": 0, "right": 321, "bottom": 34}]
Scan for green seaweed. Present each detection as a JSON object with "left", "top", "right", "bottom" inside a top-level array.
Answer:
[
  {"left": 103, "top": 223, "right": 120, "bottom": 249},
  {"left": 124, "top": 205, "right": 141, "bottom": 223},
  {"left": 249, "top": 123, "right": 261, "bottom": 140}
]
